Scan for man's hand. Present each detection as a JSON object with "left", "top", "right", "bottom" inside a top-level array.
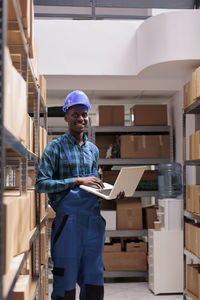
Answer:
[
  {"left": 75, "top": 177, "right": 104, "bottom": 189},
  {"left": 116, "top": 191, "right": 125, "bottom": 201}
]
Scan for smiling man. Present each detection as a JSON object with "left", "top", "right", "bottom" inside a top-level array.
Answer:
[{"left": 36, "top": 90, "right": 105, "bottom": 300}]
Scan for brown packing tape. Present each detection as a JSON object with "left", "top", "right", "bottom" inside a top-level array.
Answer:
[{"left": 142, "top": 136, "right": 146, "bottom": 149}]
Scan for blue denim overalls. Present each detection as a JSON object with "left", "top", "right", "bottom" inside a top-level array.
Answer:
[{"left": 51, "top": 138, "right": 105, "bottom": 300}]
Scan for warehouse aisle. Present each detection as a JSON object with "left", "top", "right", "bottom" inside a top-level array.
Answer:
[{"left": 48, "top": 282, "right": 182, "bottom": 300}]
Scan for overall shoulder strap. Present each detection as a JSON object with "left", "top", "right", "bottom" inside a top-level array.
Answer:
[{"left": 59, "top": 138, "right": 76, "bottom": 177}]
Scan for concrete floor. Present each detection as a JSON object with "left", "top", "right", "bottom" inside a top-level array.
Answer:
[{"left": 48, "top": 282, "right": 183, "bottom": 300}]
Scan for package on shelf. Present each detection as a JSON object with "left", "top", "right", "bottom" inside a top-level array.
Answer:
[
  {"left": 26, "top": 115, "right": 34, "bottom": 153},
  {"left": 120, "top": 135, "right": 170, "bottom": 159},
  {"left": 95, "top": 134, "right": 116, "bottom": 158},
  {"left": 97, "top": 105, "right": 124, "bottom": 126},
  {"left": 3, "top": 197, "right": 16, "bottom": 274},
  {"left": 130, "top": 105, "right": 168, "bottom": 126},
  {"left": 40, "top": 193, "right": 47, "bottom": 221},
  {"left": 15, "top": 169, "right": 35, "bottom": 188},
  {"left": 41, "top": 226, "right": 48, "bottom": 265},
  {"left": 189, "top": 131, "right": 200, "bottom": 160},
  {"left": 10, "top": 54, "right": 21, "bottom": 73},
  {"left": 191, "top": 66, "right": 200, "bottom": 102},
  {"left": 126, "top": 240, "right": 147, "bottom": 252},
  {"left": 104, "top": 243, "right": 121, "bottom": 252},
  {"left": 186, "top": 185, "right": 200, "bottom": 214},
  {"left": 102, "top": 170, "right": 120, "bottom": 184},
  {"left": 4, "top": 47, "right": 27, "bottom": 146},
  {"left": 28, "top": 0, "right": 34, "bottom": 58},
  {"left": 186, "top": 264, "right": 200, "bottom": 298},
  {"left": 41, "top": 265, "right": 48, "bottom": 300},
  {"left": 30, "top": 39, "right": 39, "bottom": 80},
  {"left": 39, "top": 75, "right": 47, "bottom": 104},
  {"left": 3, "top": 192, "right": 31, "bottom": 257},
  {"left": 143, "top": 206, "right": 157, "bottom": 229},
  {"left": 10, "top": 275, "right": 30, "bottom": 300},
  {"left": 185, "top": 222, "right": 200, "bottom": 257},
  {"left": 101, "top": 210, "right": 116, "bottom": 230},
  {"left": 103, "top": 251, "right": 147, "bottom": 271},
  {"left": 8, "top": 0, "right": 32, "bottom": 40},
  {"left": 27, "top": 188, "right": 36, "bottom": 231},
  {"left": 184, "top": 81, "right": 193, "bottom": 108},
  {"left": 117, "top": 197, "right": 143, "bottom": 230},
  {"left": 40, "top": 126, "right": 48, "bottom": 157}
]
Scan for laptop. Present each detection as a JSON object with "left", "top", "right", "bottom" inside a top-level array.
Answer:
[{"left": 80, "top": 166, "right": 145, "bottom": 200}]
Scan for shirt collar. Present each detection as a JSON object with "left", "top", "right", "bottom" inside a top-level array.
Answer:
[{"left": 64, "top": 131, "right": 88, "bottom": 146}]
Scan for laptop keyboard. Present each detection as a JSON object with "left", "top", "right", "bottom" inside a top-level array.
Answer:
[{"left": 96, "top": 189, "right": 112, "bottom": 196}]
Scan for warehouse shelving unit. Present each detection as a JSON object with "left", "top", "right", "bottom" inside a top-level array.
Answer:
[
  {"left": 1, "top": 0, "right": 48, "bottom": 299},
  {"left": 92, "top": 125, "right": 173, "bottom": 278},
  {"left": 0, "top": 1, "right": 6, "bottom": 299},
  {"left": 183, "top": 97, "right": 200, "bottom": 300}
]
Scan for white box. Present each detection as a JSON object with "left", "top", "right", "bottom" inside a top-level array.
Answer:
[
  {"left": 157, "top": 198, "right": 183, "bottom": 231},
  {"left": 101, "top": 211, "right": 116, "bottom": 230}
]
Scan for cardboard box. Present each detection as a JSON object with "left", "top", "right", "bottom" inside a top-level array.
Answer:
[
  {"left": 40, "top": 193, "right": 47, "bottom": 221},
  {"left": 98, "top": 106, "right": 124, "bottom": 126},
  {"left": 144, "top": 206, "right": 157, "bottom": 229},
  {"left": 28, "top": 0, "right": 34, "bottom": 58},
  {"left": 195, "top": 130, "right": 200, "bottom": 159},
  {"left": 11, "top": 275, "right": 29, "bottom": 300},
  {"left": 16, "top": 169, "right": 35, "bottom": 188},
  {"left": 130, "top": 105, "right": 168, "bottom": 126},
  {"left": 117, "top": 198, "right": 143, "bottom": 230},
  {"left": 191, "top": 66, "right": 200, "bottom": 102},
  {"left": 103, "top": 251, "right": 147, "bottom": 271},
  {"left": 41, "top": 226, "right": 47, "bottom": 265},
  {"left": 39, "top": 75, "right": 47, "bottom": 104},
  {"left": 126, "top": 241, "right": 147, "bottom": 252},
  {"left": 186, "top": 185, "right": 195, "bottom": 213},
  {"left": 184, "top": 81, "right": 193, "bottom": 108},
  {"left": 3, "top": 198, "right": 16, "bottom": 274},
  {"left": 95, "top": 134, "right": 116, "bottom": 158},
  {"left": 4, "top": 47, "right": 27, "bottom": 146},
  {"left": 101, "top": 211, "right": 116, "bottom": 230},
  {"left": 193, "top": 185, "right": 200, "bottom": 215},
  {"left": 120, "top": 135, "right": 170, "bottom": 159},
  {"left": 27, "top": 189, "right": 36, "bottom": 231},
  {"left": 141, "top": 170, "right": 158, "bottom": 181},
  {"left": 102, "top": 170, "right": 120, "bottom": 184},
  {"left": 104, "top": 243, "right": 121, "bottom": 252}
]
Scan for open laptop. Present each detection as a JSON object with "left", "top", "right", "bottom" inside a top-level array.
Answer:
[{"left": 80, "top": 166, "right": 145, "bottom": 200}]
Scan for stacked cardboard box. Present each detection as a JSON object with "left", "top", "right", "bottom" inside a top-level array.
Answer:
[
  {"left": 103, "top": 240, "right": 147, "bottom": 271},
  {"left": 186, "top": 264, "right": 200, "bottom": 298},
  {"left": 143, "top": 206, "right": 158, "bottom": 229},
  {"left": 191, "top": 67, "right": 200, "bottom": 102},
  {"left": 120, "top": 135, "right": 170, "bottom": 159},
  {"left": 186, "top": 185, "right": 200, "bottom": 214},
  {"left": 4, "top": 47, "right": 27, "bottom": 147},
  {"left": 98, "top": 105, "right": 124, "bottom": 126},
  {"left": 184, "top": 81, "right": 193, "bottom": 108},
  {"left": 117, "top": 198, "right": 143, "bottom": 230},
  {"left": 130, "top": 105, "right": 168, "bottom": 126},
  {"left": 95, "top": 134, "right": 116, "bottom": 158},
  {"left": 185, "top": 223, "right": 200, "bottom": 257},
  {"left": 190, "top": 131, "right": 200, "bottom": 160},
  {"left": 10, "top": 275, "right": 30, "bottom": 300}
]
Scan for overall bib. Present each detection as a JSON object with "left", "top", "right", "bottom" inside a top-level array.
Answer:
[{"left": 51, "top": 139, "right": 105, "bottom": 300}]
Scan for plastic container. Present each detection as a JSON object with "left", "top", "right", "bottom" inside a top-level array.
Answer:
[
  {"left": 158, "top": 163, "right": 182, "bottom": 199},
  {"left": 157, "top": 198, "right": 183, "bottom": 231}
]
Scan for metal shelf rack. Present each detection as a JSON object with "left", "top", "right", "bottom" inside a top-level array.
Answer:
[
  {"left": 183, "top": 98, "right": 200, "bottom": 300},
  {"left": 1, "top": 1, "right": 48, "bottom": 299},
  {"left": 93, "top": 125, "right": 173, "bottom": 279}
]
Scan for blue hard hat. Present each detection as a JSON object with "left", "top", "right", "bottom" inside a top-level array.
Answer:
[{"left": 63, "top": 90, "right": 91, "bottom": 112}]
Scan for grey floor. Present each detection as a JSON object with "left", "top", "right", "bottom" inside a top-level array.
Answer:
[{"left": 48, "top": 282, "right": 183, "bottom": 300}]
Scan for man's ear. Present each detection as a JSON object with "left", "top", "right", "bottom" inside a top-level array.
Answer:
[{"left": 64, "top": 113, "right": 68, "bottom": 123}]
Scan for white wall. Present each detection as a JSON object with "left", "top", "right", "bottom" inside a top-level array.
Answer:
[{"left": 35, "top": 10, "right": 200, "bottom": 76}]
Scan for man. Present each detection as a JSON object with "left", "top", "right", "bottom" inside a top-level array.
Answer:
[{"left": 36, "top": 90, "right": 106, "bottom": 300}]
